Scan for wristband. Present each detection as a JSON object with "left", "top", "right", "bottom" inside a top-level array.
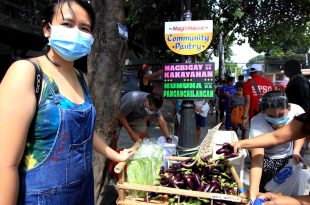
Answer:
[
  {"left": 253, "top": 198, "right": 266, "bottom": 205},
  {"left": 239, "top": 188, "right": 246, "bottom": 194}
]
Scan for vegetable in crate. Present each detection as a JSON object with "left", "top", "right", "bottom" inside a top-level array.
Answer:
[
  {"left": 157, "top": 156, "right": 239, "bottom": 204},
  {"left": 216, "top": 142, "right": 238, "bottom": 159},
  {"left": 126, "top": 140, "right": 164, "bottom": 197}
]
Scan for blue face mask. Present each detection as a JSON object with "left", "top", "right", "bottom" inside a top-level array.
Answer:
[
  {"left": 48, "top": 24, "right": 94, "bottom": 61},
  {"left": 265, "top": 114, "right": 289, "bottom": 126}
]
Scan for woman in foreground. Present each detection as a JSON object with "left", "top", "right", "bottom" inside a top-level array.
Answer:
[{"left": 0, "top": 1, "right": 133, "bottom": 204}]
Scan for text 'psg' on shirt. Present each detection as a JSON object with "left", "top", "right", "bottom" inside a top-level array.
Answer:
[{"left": 251, "top": 85, "right": 273, "bottom": 96}]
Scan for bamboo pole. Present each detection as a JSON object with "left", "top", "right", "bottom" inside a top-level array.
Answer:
[
  {"left": 117, "top": 182, "right": 249, "bottom": 204},
  {"left": 114, "top": 139, "right": 142, "bottom": 173},
  {"left": 229, "top": 165, "right": 248, "bottom": 199},
  {"left": 117, "top": 199, "right": 168, "bottom": 205},
  {"left": 118, "top": 169, "right": 126, "bottom": 201},
  {"left": 168, "top": 156, "right": 191, "bottom": 161}
]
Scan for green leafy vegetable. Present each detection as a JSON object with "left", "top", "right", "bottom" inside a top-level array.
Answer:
[{"left": 126, "top": 140, "right": 164, "bottom": 197}]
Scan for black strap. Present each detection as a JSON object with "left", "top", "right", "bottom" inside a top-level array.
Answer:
[
  {"left": 26, "top": 59, "right": 43, "bottom": 105},
  {"left": 249, "top": 79, "right": 261, "bottom": 98}
]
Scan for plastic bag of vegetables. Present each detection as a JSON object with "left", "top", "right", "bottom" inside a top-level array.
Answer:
[{"left": 126, "top": 139, "right": 164, "bottom": 197}]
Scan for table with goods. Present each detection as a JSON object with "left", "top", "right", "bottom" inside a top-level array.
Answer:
[{"left": 115, "top": 125, "right": 249, "bottom": 205}]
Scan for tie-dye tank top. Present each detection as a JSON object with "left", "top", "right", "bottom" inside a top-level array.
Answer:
[{"left": 20, "top": 66, "right": 90, "bottom": 171}]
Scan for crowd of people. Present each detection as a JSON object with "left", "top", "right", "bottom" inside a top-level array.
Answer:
[{"left": 198, "top": 62, "right": 310, "bottom": 204}]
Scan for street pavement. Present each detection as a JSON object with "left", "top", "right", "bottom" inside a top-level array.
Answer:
[{"left": 117, "top": 99, "right": 310, "bottom": 193}]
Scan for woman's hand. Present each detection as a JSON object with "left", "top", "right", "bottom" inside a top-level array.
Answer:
[
  {"left": 257, "top": 192, "right": 300, "bottom": 205},
  {"left": 118, "top": 148, "right": 135, "bottom": 162},
  {"left": 232, "top": 141, "right": 243, "bottom": 154},
  {"left": 292, "top": 151, "right": 304, "bottom": 165}
]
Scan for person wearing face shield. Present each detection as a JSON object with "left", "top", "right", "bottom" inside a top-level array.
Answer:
[
  {"left": 246, "top": 90, "right": 306, "bottom": 203},
  {"left": 118, "top": 91, "right": 172, "bottom": 146}
]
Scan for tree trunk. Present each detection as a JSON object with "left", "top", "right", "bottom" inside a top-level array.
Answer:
[{"left": 88, "top": 0, "right": 127, "bottom": 204}]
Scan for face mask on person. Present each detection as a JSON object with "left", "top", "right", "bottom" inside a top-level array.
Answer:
[
  {"left": 265, "top": 114, "right": 289, "bottom": 126},
  {"left": 145, "top": 107, "right": 155, "bottom": 115},
  {"left": 48, "top": 24, "right": 94, "bottom": 61},
  {"left": 144, "top": 100, "right": 155, "bottom": 114}
]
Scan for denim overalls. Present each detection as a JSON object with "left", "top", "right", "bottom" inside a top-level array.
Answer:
[{"left": 18, "top": 69, "right": 96, "bottom": 205}]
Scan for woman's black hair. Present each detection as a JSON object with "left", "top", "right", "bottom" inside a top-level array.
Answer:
[
  {"left": 238, "top": 74, "right": 244, "bottom": 81},
  {"left": 42, "top": 0, "right": 95, "bottom": 31},
  {"left": 259, "top": 90, "right": 289, "bottom": 111}
]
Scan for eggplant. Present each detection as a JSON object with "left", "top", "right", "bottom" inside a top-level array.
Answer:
[
  {"left": 206, "top": 178, "right": 221, "bottom": 193},
  {"left": 169, "top": 178, "right": 185, "bottom": 189},
  {"left": 160, "top": 177, "right": 169, "bottom": 186},
  {"left": 196, "top": 183, "right": 206, "bottom": 191},
  {"left": 165, "top": 168, "right": 182, "bottom": 173},
  {"left": 211, "top": 179, "right": 221, "bottom": 187},
  {"left": 207, "top": 183, "right": 219, "bottom": 193},
  {"left": 223, "top": 186, "right": 229, "bottom": 195},
  {"left": 210, "top": 168, "right": 221, "bottom": 175},
  {"left": 184, "top": 174, "right": 196, "bottom": 190},
  {"left": 203, "top": 166, "right": 212, "bottom": 175},
  {"left": 175, "top": 180, "right": 185, "bottom": 188},
  {"left": 171, "top": 163, "right": 181, "bottom": 170},
  {"left": 214, "top": 201, "right": 229, "bottom": 205},
  {"left": 174, "top": 173, "right": 183, "bottom": 181},
  {"left": 216, "top": 148, "right": 232, "bottom": 155},
  {"left": 201, "top": 156, "right": 209, "bottom": 163},
  {"left": 193, "top": 173, "right": 201, "bottom": 188},
  {"left": 180, "top": 158, "right": 196, "bottom": 168},
  {"left": 203, "top": 183, "right": 211, "bottom": 192},
  {"left": 159, "top": 166, "right": 165, "bottom": 175},
  {"left": 222, "top": 142, "right": 234, "bottom": 151},
  {"left": 224, "top": 153, "right": 238, "bottom": 159}
]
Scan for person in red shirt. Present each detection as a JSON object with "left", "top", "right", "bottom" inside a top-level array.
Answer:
[{"left": 242, "top": 64, "right": 275, "bottom": 129}]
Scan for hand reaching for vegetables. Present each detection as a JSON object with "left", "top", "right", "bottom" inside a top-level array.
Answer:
[
  {"left": 232, "top": 141, "right": 242, "bottom": 154},
  {"left": 216, "top": 142, "right": 238, "bottom": 159}
]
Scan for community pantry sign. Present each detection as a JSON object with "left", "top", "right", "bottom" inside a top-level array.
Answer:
[
  {"left": 165, "top": 20, "right": 213, "bottom": 55},
  {"left": 163, "top": 63, "right": 215, "bottom": 99}
]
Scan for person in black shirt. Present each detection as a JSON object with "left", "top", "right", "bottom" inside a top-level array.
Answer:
[
  {"left": 283, "top": 59, "right": 310, "bottom": 156},
  {"left": 284, "top": 59, "right": 310, "bottom": 111},
  {"left": 138, "top": 64, "right": 163, "bottom": 93}
]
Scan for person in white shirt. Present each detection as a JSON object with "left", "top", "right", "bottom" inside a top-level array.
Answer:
[
  {"left": 248, "top": 90, "right": 305, "bottom": 202},
  {"left": 194, "top": 100, "right": 209, "bottom": 143}
]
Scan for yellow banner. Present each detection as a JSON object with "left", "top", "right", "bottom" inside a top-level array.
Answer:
[
  {"left": 165, "top": 33, "right": 212, "bottom": 55},
  {"left": 165, "top": 20, "right": 213, "bottom": 55}
]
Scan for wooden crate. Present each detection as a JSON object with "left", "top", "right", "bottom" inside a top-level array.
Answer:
[{"left": 117, "top": 157, "right": 249, "bottom": 205}]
